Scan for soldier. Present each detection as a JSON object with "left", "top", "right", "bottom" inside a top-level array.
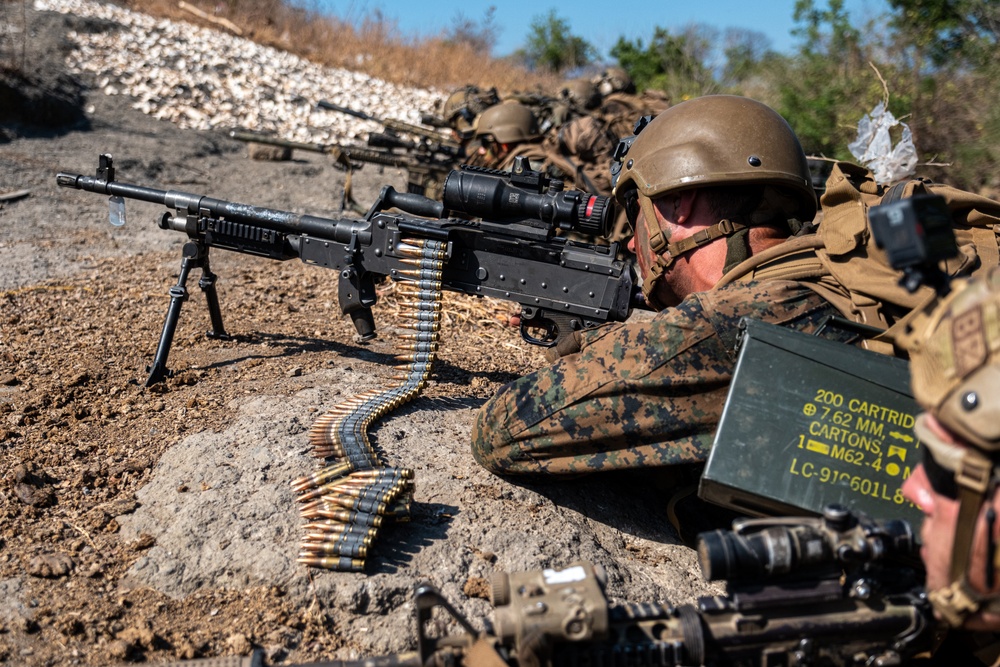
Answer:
[
  {"left": 470, "top": 96, "right": 837, "bottom": 536},
  {"left": 473, "top": 101, "right": 587, "bottom": 191},
  {"left": 548, "top": 77, "right": 620, "bottom": 198},
  {"left": 594, "top": 65, "right": 637, "bottom": 96},
  {"left": 549, "top": 77, "right": 602, "bottom": 130},
  {"left": 439, "top": 85, "right": 500, "bottom": 167},
  {"left": 592, "top": 65, "right": 670, "bottom": 141},
  {"left": 902, "top": 268, "right": 1000, "bottom": 632}
]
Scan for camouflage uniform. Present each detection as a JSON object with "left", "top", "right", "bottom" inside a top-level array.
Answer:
[{"left": 472, "top": 279, "right": 847, "bottom": 476}]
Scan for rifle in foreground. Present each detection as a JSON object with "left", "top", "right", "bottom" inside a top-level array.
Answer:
[
  {"left": 441, "top": 506, "right": 932, "bottom": 666},
  {"left": 57, "top": 155, "right": 632, "bottom": 386},
  {"left": 149, "top": 506, "right": 938, "bottom": 667}
]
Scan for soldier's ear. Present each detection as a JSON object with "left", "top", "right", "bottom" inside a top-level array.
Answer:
[
  {"left": 661, "top": 191, "right": 696, "bottom": 225},
  {"left": 676, "top": 190, "right": 699, "bottom": 224}
]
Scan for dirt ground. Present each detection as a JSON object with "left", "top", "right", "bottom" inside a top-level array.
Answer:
[{"left": 0, "top": 6, "right": 721, "bottom": 666}]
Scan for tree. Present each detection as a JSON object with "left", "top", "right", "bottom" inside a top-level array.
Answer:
[
  {"left": 884, "top": 0, "right": 1000, "bottom": 189},
  {"left": 609, "top": 24, "right": 719, "bottom": 99},
  {"left": 774, "top": 0, "right": 877, "bottom": 159},
  {"left": 888, "top": 0, "right": 999, "bottom": 69},
  {"left": 720, "top": 28, "right": 773, "bottom": 87},
  {"left": 444, "top": 5, "right": 499, "bottom": 55},
  {"left": 519, "top": 10, "right": 595, "bottom": 73}
]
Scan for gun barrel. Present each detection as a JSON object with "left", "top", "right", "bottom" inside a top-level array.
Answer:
[
  {"left": 342, "top": 147, "right": 411, "bottom": 169},
  {"left": 229, "top": 131, "right": 332, "bottom": 154},
  {"left": 317, "top": 99, "right": 372, "bottom": 121},
  {"left": 56, "top": 171, "right": 371, "bottom": 244}
]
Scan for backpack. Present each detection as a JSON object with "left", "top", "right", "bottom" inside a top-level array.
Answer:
[
  {"left": 717, "top": 161, "right": 1000, "bottom": 354},
  {"left": 598, "top": 91, "right": 671, "bottom": 140}
]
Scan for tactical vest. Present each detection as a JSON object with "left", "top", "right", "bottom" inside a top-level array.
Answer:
[{"left": 716, "top": 161, "right": 1000, "bottom": 354}]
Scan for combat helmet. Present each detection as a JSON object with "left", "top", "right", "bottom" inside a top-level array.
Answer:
[
  {"left": 594, "top": 66, "right": 635, "bottom": 96},
  {"left": 442, "top": 85, "right": 500, "bottom": 139},
  {"left": 475, "top": 102, "right": 541, "bottom": 144},
  {"left": 906, "top": 266, "right": 1000, "bottom": 626},
  {"left": 559, "top": 78, "right": 601, "bottom": 111},
  {"left": 910, "top": 267, "right": 1000, "bottom": 453},
  {"left": 611, "top": 95, "right": 816, "bottom": 307}
]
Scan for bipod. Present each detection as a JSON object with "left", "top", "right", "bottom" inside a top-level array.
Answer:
[{"left": 146, "top": 239, "right": 230, "bottom": 386}]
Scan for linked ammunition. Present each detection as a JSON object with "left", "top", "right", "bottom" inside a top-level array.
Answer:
[
  {"left": 293, "top": 237, "right": 445, "bottom": 571},
  {"left": 296, "top": 556, "right": 366, "bottom": 572}
]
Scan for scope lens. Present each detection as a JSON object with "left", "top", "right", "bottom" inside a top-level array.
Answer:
[
  {"left": 697, "top": 529, "right": 768, "bottom": 582},
  {"left": 443, "top": 170, "right": 613, "bottom": 238}
]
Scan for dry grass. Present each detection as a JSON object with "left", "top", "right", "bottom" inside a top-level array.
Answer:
[{"left": 124, "top": 0, "right": 560, "bottom": 94}]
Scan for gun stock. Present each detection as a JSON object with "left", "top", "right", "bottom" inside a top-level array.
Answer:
[{"left": 57, "top": 154, "right": 632, "bottom": 386}]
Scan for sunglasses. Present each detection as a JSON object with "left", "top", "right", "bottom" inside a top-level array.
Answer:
[
  {"left": 622, "top": 189, "right": 640, "bottom": 228},
  {"left": 923, "top": 446, "right": 960, "bottom": 500}
]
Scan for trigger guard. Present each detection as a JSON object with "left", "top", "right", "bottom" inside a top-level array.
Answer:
[{"left": 519, "top": 317, "right": 559, "bottom": 347}]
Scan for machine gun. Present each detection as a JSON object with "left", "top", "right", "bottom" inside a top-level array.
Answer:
[
  {"left": 317, "top": 99, "right": 462, "bottom": 161},
  {"left": 149, "top": 506, "right": 939, "bottom": 667},
  {"left": 56, "top": 154, "right": 632, "bottom": 387}
]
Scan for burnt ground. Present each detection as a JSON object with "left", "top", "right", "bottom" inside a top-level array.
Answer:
[{"left": 0, "top": 6, "right": 719, "bottom": 666}]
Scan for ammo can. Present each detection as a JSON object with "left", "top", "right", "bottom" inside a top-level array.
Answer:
[{"left": 699, "top": 318, "right": 925, "bottom": 529}]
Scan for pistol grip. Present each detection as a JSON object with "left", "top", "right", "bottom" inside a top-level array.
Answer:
[
  {"left": 349, "top": 308, "right": 377, "bottom": 341},
  {"left": 339, "top": 267, "right": 378, "bottom": 341}
]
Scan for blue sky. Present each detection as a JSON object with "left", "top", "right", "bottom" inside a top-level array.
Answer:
[{"left": 311, "top": 0, "right": 892, "bottom": 59}]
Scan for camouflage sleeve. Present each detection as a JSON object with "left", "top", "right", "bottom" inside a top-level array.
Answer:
[{"left": 470, "top": 280, "right": 841, "bottom": 477}]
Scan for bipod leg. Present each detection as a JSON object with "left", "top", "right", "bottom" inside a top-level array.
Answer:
[
  {"left": 146, "top": 241, "right": 228, "bottom": 386},
  {"left": 197, "top": 253, "right": 230, "bottom": 342}
]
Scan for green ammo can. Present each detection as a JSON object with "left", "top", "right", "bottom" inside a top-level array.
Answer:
[{"left": 699, "top": 317, "right": 925, "bottom": 529}]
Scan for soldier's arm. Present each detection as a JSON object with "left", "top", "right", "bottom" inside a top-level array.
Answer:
[{"left": 470, "top": 280, "right": 842, "bottom": 478}]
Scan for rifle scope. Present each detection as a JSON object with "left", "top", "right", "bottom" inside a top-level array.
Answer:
[
  {"left": 697, "top": 504, "right": 916, "bottom": 583},
  {"left": 442, "top": 168, "right": 615, "bottom": 239}
]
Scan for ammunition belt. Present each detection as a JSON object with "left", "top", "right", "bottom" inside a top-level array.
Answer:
[{"left": 291, "top": 238, "right": 446, "bottom": 571}]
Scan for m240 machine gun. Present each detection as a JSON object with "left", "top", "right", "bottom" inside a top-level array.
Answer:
[{"left": 56, "top": 155, "right": 633, "bottom": 387}]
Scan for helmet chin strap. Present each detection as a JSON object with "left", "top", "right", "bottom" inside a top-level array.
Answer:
[
  {"left": 636, "top": 195, "right": 749, "bottom": 309},
  {"left": 928, "top": 448, "right": 1000, "bottom": 627}
]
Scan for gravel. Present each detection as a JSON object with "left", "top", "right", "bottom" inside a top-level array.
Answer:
[{"left": 0, "top": 4, "right": 717, "bottom": 665}]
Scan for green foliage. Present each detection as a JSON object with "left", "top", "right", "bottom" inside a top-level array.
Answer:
[
  {"left": 598, "top": 0, "right": 999, "bottom": 191},
  {"left": 609, "top": 25, "right": 721, "bottom": 100},
  {"left": 877, "top": 0, "right": 999, "bottom": 190},
  {"left": 519, "top": 10, "right": 596, "bottom": 73},
  {"left": 772, "top": 0, "right": 878, "bottom": 160},
  {"left": 887, "top": 0, "right": 999, "bottom": 69},
  {"left": 720, "top": 28, "right": 774, "bottom": 87}
]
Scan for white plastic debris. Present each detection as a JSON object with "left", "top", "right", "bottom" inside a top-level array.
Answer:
[{"left": 847, "top": 101, "right": 917, "bottom": 185}]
